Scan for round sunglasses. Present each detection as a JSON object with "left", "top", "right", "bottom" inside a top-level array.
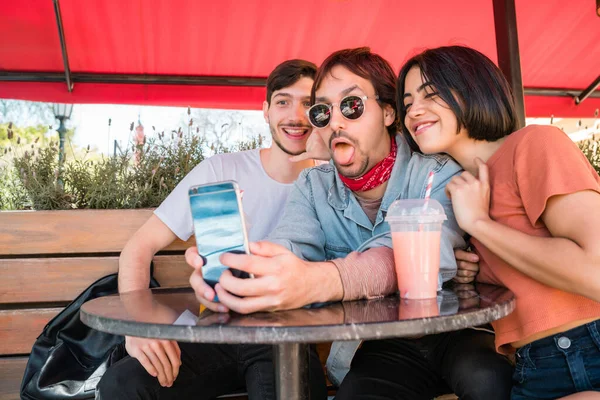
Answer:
[{"left": 306, "top": 95, "right": 379, "bottom": 128}]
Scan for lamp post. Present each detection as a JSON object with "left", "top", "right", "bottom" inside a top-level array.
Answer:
[{"left": 52, "top": 103, "right": 74, "bottom": 166}]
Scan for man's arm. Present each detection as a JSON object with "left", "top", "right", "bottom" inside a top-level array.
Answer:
[
  {"left": 330, "top": 247, "right": 396, "bottom": 301},
  {"left": 117, "top": 215, "right": 183, "bottom": 388},
  {"left": 118, "top": 214, "right": 177, "bottom": 293}
]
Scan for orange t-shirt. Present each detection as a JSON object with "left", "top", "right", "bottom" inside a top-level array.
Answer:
[{"left": 472, "top": 125, "right": 600, "bottom": 354}]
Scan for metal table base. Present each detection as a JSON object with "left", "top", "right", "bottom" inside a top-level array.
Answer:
[{"left": 274, "top": 343, "right": 310, "bottom": 400}]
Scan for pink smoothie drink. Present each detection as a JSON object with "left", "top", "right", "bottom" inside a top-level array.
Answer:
[
  {"left": 399, "top": 297, "right": 440, "bottom": 319},
  {"left": 392, "top": 230, "right": 441, "bottom": 299},
  {"left": 386, "top": 198, "right": 447, "bottom": 300}
]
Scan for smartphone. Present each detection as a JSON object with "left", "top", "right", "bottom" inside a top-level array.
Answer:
[{"left": 188, "top": 181, "right": 252, "bottom": 291}]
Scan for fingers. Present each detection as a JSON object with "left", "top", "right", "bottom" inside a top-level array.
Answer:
[
  {"left": 189, "top": 270, "right": 224, "bottom": 312},
  {"left": 458, "top": 261, "right": 479, "bottom": 276},
  {"left": 185, "top": 246, "right": 204, "bottom": 270},
  {"left": 189, "top": 269, "right": 213, "bottom": 300},
  {"left": 301, "top": 132, "right": 331, "bottom": 161},
  {"left": 215, "top": 283, "right": 277, "bottom": 314},
  {"left": 475, "top": 157, "right": 489, "bottom": 184},
  {"left": 153, "top": 341, "right": 176, "bottom": 385},
  {"left": 458, "top": 260, "right": 479, "bottom": 274},
  {"left": 454, "top": 249, "right": 479, "bottom": 264},
  {"left": 460, "top": 170, "right": 477, "bottom": 183},
  {"left": 454, "top": 248, "right": 479, "bottom": 284},
  {"left": 445, "top": 175, "right": 465, "bottom": 197},
  {"left": 445, "top": 185, "right": 452, "bottom": 199},
  {"left": 450, "top": 175, "right": 467, "bottom": 186},
  {"left": 219, "top": 269, "right": 276, "bottom": 297},
  {"left": 456, "top": 266, "right": 477, "bottom": 278},
  {"left": 174, "top": 340, "right": 181, "bottom": 358},
  {"left": 249, "top": 241, "right": 290, "bottom": 257},
  {"left": 220, "top": 252, "right": 280, "bottom": 277},
  {"left": 127, "top": 349, "right": 158, "bottom": 378},
  {"left": 144, "top": 344, "right": 170, "bottom": 386},
  {"left": 127, "top": 337, "right": 173, "bottom": 387},
  {"left": 125, "top": 337, "right": 157, "bottom": 378},
  {"left": 133, "top": 350, "right": 158, "bottom": 378},
  {"left": 163, "top": 340, "right": 182, "bottom": 383},
  {"left": 187, "top": 254, "right": 227, "bottom": 312},
  {"left": 219, "top": 241, "right": 292, "bottom": 276}
]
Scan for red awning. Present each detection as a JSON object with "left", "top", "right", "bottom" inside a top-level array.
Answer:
[{"left": 0, "top": 0, "right": 598, "bottom": 117}]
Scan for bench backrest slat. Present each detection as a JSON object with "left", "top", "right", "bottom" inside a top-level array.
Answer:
[
  {"left": 0, "top": 255, "right": 191, "bottom": 304},
  {"left": 0, "top": 308, "right": 59, "bottom": 355},
  {"left": 0, "top": 210, "right": 193, "bottom": 255}
]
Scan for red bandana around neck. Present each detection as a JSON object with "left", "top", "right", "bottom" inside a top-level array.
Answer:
[{"left": 339, "top": 137, "right": 397, "bottom": 192}]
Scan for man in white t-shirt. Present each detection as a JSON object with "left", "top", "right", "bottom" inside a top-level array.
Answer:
[{"left": 97, "top": 60, "right": 328, "bottom": 400}]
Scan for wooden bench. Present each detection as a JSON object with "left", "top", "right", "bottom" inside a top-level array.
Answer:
[{"left": 0, "top": 209, "right": 338, "bottom": 400}]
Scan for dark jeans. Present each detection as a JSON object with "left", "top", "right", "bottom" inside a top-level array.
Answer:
[
  {"left": 96, "top": 342, "right": 327, "bottom": 400},
  {"left": 335, "top": 328, "right": 513, "bottom": 400},
  {"left": 511, "top": 319, "right": 600, "bottom": 399}
]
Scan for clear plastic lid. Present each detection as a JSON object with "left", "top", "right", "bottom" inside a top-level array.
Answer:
[{"left": 386, "top": 198, "right": 447, "bottom": 224}]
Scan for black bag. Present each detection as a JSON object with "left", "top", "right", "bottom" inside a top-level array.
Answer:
[{"left": 20, "top": 271, "right": 160, "bottom": 399}]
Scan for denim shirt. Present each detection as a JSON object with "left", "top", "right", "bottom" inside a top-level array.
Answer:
[
  {"left": 266, "top": 135, "right": 465, "bottom": 385},
  {"left": 267, "top": 134, "right": 464, "bottom": 274}
]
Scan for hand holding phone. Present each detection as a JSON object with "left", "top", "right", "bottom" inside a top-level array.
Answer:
[
  {"left": 186, "top": 246, "right": 224, "bottom": 312},
  {"left": 188, "top": 181, "right": 252, "bottom": 303}
]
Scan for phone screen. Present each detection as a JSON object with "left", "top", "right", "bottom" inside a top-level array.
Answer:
[{"left": 188, "top": 181, "right": 250, "bottom": 288}]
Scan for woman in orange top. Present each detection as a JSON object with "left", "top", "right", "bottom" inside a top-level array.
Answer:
[{"left": 398, "top": 45, "right": 600, "bottom": 399}]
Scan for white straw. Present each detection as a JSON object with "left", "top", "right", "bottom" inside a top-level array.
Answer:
[{"left": 422, "top": 171, "right": 435, "bottom": 212}]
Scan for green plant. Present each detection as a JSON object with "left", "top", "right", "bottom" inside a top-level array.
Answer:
[
  {"left": 578, "top": 135, "right": 600, "bottom": 176},
  {"left": 0, "top": 122, "right": 266, "bottom": 210},
  {"left": 12, "top": 141, "right": 73, "bottom": 209}
]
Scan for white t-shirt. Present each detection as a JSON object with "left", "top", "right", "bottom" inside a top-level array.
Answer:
[{"left": 155, "top": 149, "right": 294, "bottom": 242}]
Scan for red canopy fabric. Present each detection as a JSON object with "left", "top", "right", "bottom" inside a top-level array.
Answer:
[{"left": 0, "top": 0, "right": 598, "bottom": 117}]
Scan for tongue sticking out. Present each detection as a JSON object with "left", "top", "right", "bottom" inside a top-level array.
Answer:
[{"left": 333, "top": 142, "right": 355, "bottom": 166}]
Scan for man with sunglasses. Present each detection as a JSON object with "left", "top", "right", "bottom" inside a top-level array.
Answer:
[{"left": 187, "top": 47, "right": 512, "bottom": 399}]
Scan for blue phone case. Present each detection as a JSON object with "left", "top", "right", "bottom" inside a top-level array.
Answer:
[{"left": 188, "top": 181, "right": 251, "bottom": 301}]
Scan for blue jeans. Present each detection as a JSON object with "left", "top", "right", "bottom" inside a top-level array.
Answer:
[{"left": 511, "top": 319, "right": 600, "bottom": 399}]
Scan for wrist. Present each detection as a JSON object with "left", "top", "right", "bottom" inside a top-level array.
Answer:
[
  {"left": 469, "top": 216, "right": 492, "bottom": 237},
  {"left": 306, "top": 261, "right": 344, "bottom": 304}
]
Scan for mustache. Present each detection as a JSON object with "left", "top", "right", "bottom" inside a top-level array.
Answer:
[
  {"left": 329, "top": 131, "right": 357, "bottom": 149},
  {"left": 279, "top": 122, "right": 312, "bottom": 129}
]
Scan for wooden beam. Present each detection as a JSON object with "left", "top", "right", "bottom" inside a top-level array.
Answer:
[{"left": 493, "top": 0, "right": 526, "bottom": 127}]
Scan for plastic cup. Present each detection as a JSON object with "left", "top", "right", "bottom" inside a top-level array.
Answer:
[
  {"left": 399, "top": 297, "right": 440, "bottom": 319},
  {"left": 386, "top": 199, "right": 447, "bottom": 299}
]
